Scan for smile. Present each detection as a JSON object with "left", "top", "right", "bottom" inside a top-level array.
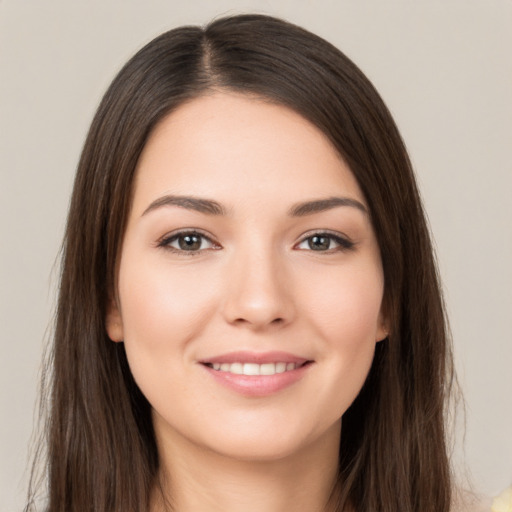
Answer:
[
  {"left": 199, "top": 352, "right": 313, "bottom": 396},
  {"left": 204, "top": 361, "right": 303, "bottom": 376}
]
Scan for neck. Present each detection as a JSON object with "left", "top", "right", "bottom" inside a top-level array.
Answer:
[{"left": 151, "top": 421, "right": 341, "bottom": 512}]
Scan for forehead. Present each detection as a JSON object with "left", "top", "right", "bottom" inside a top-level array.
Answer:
[{"left": 132, "top": 92, "right": 365, "bottom": 214}]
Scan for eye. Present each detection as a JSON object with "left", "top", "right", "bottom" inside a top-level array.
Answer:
[
  {"left": 158, "top": 230, "right": 219, "bottom": 253},
  {"left": 295, "top": 232, "right": 354, "bottom": 252}
]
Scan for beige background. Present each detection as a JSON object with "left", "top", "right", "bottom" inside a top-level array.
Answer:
[{"left": 1, "top": 1, "right": 511, "bottom": 510}]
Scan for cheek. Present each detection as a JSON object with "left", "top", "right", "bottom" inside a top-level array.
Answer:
[
  {"left": 298, "top": 263, "right": 383, "bottom": 415},
  {"left": 116, "top": 256, "right": 225, "bottom": 429},
  {"left": 303, "top": 262, "right": 384, "bottom": 343},
  {"left": 116, "top": 253, "right": 219, "bottom": 374}
]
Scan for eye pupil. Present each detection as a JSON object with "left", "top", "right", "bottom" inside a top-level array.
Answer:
[
  {"left": 308, "top": 235, "right": 330, "bottom": 251},
  {"left": 179, "top": 234, "right": 201, "bottom": 250}
]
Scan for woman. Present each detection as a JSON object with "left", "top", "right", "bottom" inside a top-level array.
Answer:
[{"left": 27, "top": 14, "right": 458, "bottom": 512}]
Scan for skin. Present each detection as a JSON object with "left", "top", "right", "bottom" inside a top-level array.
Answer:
[{"left": 107, "top": 92, "right": 387, "bottom": 512}]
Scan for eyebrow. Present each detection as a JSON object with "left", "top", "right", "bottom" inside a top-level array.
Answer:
[
  {"left": 142, "top": 195, "right": 227, "bottom": 216},
  {"left": 142, "top": 194, "right": 367, "bottom": 217},
  {"left": 288, "top": 197, "right": 368, "bottom": 217}
]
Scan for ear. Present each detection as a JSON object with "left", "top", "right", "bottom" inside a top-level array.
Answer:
[
  {"left": 105, "top": 298, "right": 124, "bottom": 342},
  {"left": 375, "top": 309, "right": 390, "bottom": 343}
]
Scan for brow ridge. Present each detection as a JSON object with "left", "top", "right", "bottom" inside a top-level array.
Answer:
[
  {"left": 142, "top": 195, "right": 226, "bottom": 216},
  {"left": 288, "top": 197, "right": 368, "bottom": 217},
  {"left": 142, "top": 194, "right": 367, "bottom": 218}
]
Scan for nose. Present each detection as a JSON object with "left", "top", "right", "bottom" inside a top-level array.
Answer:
[{"left": 221, "top": 246, "right": 295, "bottom": 331}]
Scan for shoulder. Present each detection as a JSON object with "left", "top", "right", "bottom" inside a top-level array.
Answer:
[
  {"left": 451, "top": 487, "right": 493, "bottom": 512},
  {"left": 452, "top": 486, "right": 512, "bottom": 512},
  {"left": 490, "top": 487, "right": 512, "bottom": 512}
]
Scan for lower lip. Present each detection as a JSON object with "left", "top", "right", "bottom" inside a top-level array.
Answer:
[{"left": 201, "top": 363, "right": 313, "bottom": 397}]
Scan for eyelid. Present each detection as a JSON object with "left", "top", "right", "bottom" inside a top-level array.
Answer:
[
  {"left": 294, "top": 229, "right": 355, "bottom": 251},
  {"left": 157, "top": 228, "right": 221, "bottom": 254},
  {"left": 156, "top": 228, "right": 354, "bottom": 254}
]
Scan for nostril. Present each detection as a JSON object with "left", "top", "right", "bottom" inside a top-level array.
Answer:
[{"left": 232, "top": 316, "right": 284, "bottom": 326}]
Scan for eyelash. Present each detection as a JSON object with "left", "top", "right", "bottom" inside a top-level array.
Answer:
[
  {"left": 157, "top": 229, "right": 355, "bottom": 255},
  {"left": 157, "top": 229, "right": 220, "bottom": 256},
  {"left": 295, "top": 230, "right": 355, "bottom": 252}
]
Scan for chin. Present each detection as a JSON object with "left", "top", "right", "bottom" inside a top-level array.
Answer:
[
  {"left": 212, "top": 435, "right": 306, "bottom": 462},
  {"left": 186, "top": 414, "right": 342, "bottom": 464}
]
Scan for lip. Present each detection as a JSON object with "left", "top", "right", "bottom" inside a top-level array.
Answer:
[
  {"left": 198, "top": 351, "right": 313, "bottom": 397},
  {"left": 198, "top": 350, "right": 309, "bottom": 365}
]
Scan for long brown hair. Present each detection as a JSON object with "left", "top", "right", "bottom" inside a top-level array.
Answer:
[{"left": 27, "top": 14, "right": 455, "bottom": 512}]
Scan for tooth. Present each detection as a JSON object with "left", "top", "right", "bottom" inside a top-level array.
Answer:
[
  {"left": 230, "top": 362, "right": 243, "bottom": 374},
  {"left": 275, "top": 362, "right": 286, "bottom": 373},
  {"left": 260, "top": 363, "right": 276, "bottom": 375},
  {"left": 211, "top": 361, "right": 301, "bottom": 374},
  {"left": 243, "top": 363, "right": 260, "bottom": 375}
]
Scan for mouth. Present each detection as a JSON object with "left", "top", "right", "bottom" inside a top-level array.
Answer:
[
  {"left": 198, "top": 351, "right": 314, "bottom": 396},
  {"left": 202, "top": 360, "right": 311, "bottom": 376}
]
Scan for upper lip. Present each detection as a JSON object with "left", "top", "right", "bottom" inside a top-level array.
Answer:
[{"left": 198, "top": 351, "right": 311, "bottom": 365}]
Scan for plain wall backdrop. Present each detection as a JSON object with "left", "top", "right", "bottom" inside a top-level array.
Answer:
[{"left": 1, "top": 1, "right": 511, "bottom": 510}]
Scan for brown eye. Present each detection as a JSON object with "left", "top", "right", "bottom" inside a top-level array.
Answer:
[
  {"left": 178, "top": 234, "right": 203, "bottom": 251},
  {"left": 159, "top": 231, "right": 218, "bottom": 253},
  {"left": 308, "top": 235, "right": 331, "bottom": 251},
  {"left": 296, "top": 232, "right": 355, "bottom": 252}
]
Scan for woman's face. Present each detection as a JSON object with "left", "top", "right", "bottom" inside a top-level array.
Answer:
[{"left": 107, "top": 92, "right": 387, "bottom": 461}]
